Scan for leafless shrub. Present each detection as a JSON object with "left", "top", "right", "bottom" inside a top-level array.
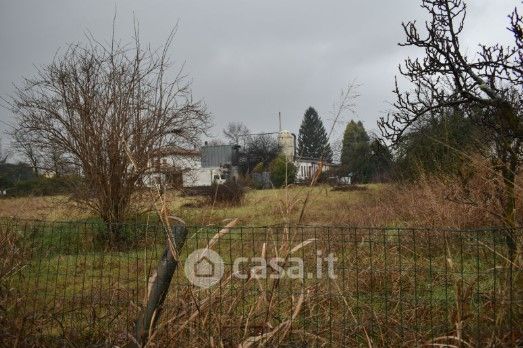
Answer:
[
  {"left": 6, "top": 23, "right": 210, "bottom": 233},
  {"left": 209, "top": 181, "right": 246, "bottom": 206}
]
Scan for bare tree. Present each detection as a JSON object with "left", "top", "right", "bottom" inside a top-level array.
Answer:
[
  {"left": 11, "top": 129, "right": 41, "bottom": 173},
  {"left": 223, "top": 121, "right": 250, "bottom": 145},
  {"left": 0, "top": 137, "right": 9, "bottom": 164},
  {"left": 378, "top": 0, "right": 522, "bottom": 234},
  {"left": 244, "top": 134, "right": 280, "bottom": 169},
  {"left": 7, "top": 27, "right": 210, "bottom": 235},
  {"left": 331, "top": 138, "right": 343, "bottom": 164},
  {"left": 510, "top": 7, "right": 522, "bottom": 69},
  {"left": 326, "top": 82, "right": 359, "bottom": 164}
]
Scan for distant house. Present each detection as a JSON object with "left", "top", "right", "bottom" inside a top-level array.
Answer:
[
  {"left": 201, "top": 143, "right": 241, "bottom": 179},
  {"left": 143, "top": 146, "right": 201, "bottom": 188},
  {"left": 294, "top": 157, "right": 337, "bottom": 183}
]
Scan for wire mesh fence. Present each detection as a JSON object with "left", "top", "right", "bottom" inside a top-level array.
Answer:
[{"left": 1, "top": 219, "right": 521, "bottom": 347}]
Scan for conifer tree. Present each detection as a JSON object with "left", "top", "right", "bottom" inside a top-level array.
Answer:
[
  {"left": 340, "top": 120, "right": 371, "bottom": 182},
  {"left": 297, "top": 107, "right": 333, "bottom": 162}
]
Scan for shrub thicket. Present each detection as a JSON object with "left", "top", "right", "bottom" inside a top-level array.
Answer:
[
  {"left": 209, "top": 180, "right": 245, "bottom": 205},
  {"left": 4, "top": 176, "right": 77, "bottom": 197}
]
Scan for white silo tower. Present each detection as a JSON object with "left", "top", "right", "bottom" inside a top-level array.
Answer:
[{"left": 278, "top": 130, "right": 295, "bottom": 161}]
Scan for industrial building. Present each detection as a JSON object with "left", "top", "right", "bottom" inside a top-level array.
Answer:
[{"left": 143, "top": 130, "right": 338, "bottom": 188}]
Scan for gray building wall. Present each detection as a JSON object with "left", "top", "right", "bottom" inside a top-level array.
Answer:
[{"left": 201, "top": 145, "right": 239, "bottom": 168}]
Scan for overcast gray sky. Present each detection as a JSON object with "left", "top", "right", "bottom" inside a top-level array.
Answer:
[{"left": 0, "top": 0, "right": 518, "bottom": 149}]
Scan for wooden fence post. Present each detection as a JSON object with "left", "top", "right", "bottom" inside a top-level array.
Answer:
[{"left": 128, "top": 224, "right": 188, "bottom": 347}]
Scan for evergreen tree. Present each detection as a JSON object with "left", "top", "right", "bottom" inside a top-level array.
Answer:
[
  {"left": 340, "top": 120, "right": 371, "bottom": 183},
  {"left": 297, "top": 107, "right": 333, "bottom": 162},
  {"left": 394, "top": 108, "right": 484, "bottom": 180},
  {"left": 368, "top": 138, "right": 393, "bottom": 182}
]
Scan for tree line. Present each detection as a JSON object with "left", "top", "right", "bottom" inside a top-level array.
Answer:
[
  {"left": 223, "top": 109, "right": 393, "bottom": 184},
  {"left": 2, "top": 0, "right": 521, "bottom": 237}
]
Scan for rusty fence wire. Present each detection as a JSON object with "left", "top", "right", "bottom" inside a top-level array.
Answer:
[{"left": 0, "top": 219, "right": 521, "bottom": 347}]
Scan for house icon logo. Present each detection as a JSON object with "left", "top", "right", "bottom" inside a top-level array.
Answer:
[
  {"left": 194, "top": 255, "right": 215, "bottom": 278},
  {"left": 184, "top": 249, "right": 224, "bottom": 288}
]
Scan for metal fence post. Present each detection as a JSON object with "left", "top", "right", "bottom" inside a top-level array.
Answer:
[{"left": 129, "top": 224, "right": 188, "bottom": 347}]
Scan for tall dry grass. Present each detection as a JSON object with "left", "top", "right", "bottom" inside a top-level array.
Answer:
[
  {"left": 1, "top": 154, "right": 522, "bottom": 347},
  {"left": 328, "top": 156, "right": 523, "bottom": 229},
  {"left": 0, "top": 225, "right": 31, "bottom": 346},
  {"left": 139, "top": 161, "right": 522, "bottom": 347},
  {"left": 2, "top": 224, "right": 519, "bottom": 347}
]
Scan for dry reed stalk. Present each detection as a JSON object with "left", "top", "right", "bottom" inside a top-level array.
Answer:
[
  {"left": 332, "top": 278, "right": 373, "bottom": 348},
  {"left": 203, "top": 218, "right": 239, "bottom": 252},
  {"left": 239, "top": 290, "right": 305, "bottom": 347},
  {"left": 423, "top": 335, "right": 473, "bottom": 347},
  {"left": 156, "top": 218, "right": 318, "bottom": 347},
  {"left": 292, "top": 329, "right": 328, "bottom": 345},
  {"left": 148, "top": 272, "right": 235, "bottom": 344},
  {"left": 444, "top": 233, "right": 476, "bottom": 345}
]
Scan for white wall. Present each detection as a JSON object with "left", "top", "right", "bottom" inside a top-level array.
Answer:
[{"left": 295, "top": 160, "right": 332, "bottom": 182}]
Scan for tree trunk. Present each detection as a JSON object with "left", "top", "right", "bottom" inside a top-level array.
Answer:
[{"left": 100, "top": 200, "right": 127, "bottom": 244}]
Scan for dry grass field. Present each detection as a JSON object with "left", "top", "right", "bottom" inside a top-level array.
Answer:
[
  {"left": 0, "top": 195, "right": 90, "bottom": 221},
  {"left": 0, "top": 185, "right": 378, "bottom": 226},
  {"left": 0, "top": 176, "right": 512, "bottom": 228},
  {"left": 1, "top": 180, "right": 522, "bottom": 346}
]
